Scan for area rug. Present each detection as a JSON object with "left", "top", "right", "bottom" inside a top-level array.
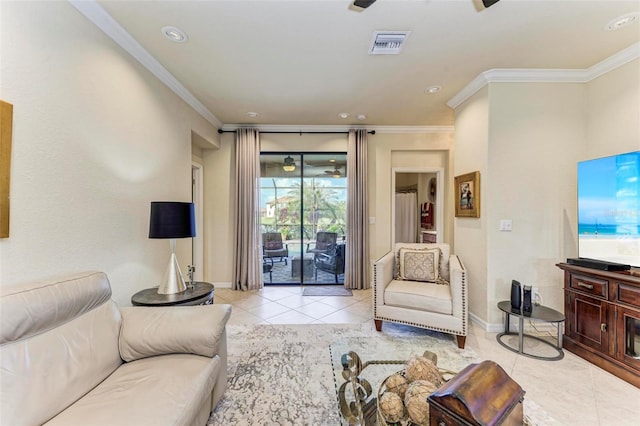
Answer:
[
  {"left": 208, "top": 323, "right": 552, "bottom": 425},
  {"left": 303, "top": 286, "right": 353, "bottom": 296}
]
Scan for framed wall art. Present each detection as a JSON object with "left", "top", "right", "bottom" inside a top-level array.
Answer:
[
  {"left": 454, "top": 171, "right": 480, "bottom": 218},
  {"left": 1, "top": 100, "right": 13, "bottom": 238}
]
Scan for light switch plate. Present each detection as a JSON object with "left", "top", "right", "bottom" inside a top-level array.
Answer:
[{"left": 500, "top": 219, "right": 512, "bottom": 231}]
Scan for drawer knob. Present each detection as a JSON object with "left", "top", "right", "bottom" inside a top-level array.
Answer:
[
  {"left": 577, "top": 281, "right": 594, "bottom": 290},
  {"left": 601, "top": 323, "right": 607, "bottom": 332}
]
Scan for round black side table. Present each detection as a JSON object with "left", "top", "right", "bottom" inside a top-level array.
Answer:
[
  {"left": 131, "top": 282, "right": 214, "bottom": 306},
  {"left": 496, "top": 300, "right": 565, "bottom": 361}
]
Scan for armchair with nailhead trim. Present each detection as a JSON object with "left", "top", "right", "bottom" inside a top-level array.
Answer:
[{"left": 373, "top": 243, "right": 468, "bottom": 348}]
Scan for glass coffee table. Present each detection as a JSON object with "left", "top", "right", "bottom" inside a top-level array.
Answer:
[
  {"left": 329, "top": 335, "right": 474, "bottom": 425},
  {"left": 496, "top": 300, "right": 565, "bottom": 361}
]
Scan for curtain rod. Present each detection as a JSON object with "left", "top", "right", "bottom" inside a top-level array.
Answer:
[{"left": 217, "top": 129, "right": 375, "bottom": 135}]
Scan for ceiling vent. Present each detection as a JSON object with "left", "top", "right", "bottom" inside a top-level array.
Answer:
[{"left": 369, "top": 31, "right": 410, "bottom": 55}]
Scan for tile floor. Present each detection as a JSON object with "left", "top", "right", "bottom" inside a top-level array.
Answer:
[{"left": 214, "top": 285, "right": 640, "bottom": 426}]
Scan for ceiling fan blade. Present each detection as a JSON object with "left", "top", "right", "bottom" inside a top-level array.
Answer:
[
  {"left": 482, "top": 0, "right": 501, "bottom": 8},
  {"left": 353, "top": 0, "right": 377, "bottom": 9}
]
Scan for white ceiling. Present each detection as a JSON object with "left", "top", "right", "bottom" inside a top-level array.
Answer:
[{"left": 86, "top": 0, "right": 639, "bottom": 127}]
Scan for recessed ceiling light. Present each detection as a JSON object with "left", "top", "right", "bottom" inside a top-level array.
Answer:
[
  {"left": 425, "top": 85, "right": 442, "bottom": 94},
  {"left": 357, "top": 114, "right": 367, "bottom": 120},
  {"left": 605, "top": 12, "right": 639, "bottom": 31},
  {"left": 247, "top": 112, "right": 258, "bottom": 118},
  {"left": 161, "top": 26, "right": 188, "bottom": 43},
  {"left": 338, "top": 112, "right": 350, "bottom": 119}
]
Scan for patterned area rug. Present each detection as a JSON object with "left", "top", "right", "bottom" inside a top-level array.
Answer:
[{"left": 208, "top": 323, "right": 552, "bottom": 425}]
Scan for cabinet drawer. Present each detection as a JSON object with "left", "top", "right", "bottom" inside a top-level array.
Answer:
[
  {"left": 617, "top": 283, "right": 640, "bottom": 309},
  {"left": 570, "top": 274, "right": 607, "bottom": 299},
  {"left": 422, "top": 232, "right": 437, "bottom": 243}
]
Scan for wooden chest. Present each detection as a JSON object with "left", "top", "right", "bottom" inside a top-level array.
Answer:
[{"left": 427, "top": 360, "right": 525, "bottom": 426}]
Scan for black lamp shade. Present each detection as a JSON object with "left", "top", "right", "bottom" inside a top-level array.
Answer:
[{"left": 149, "top": 202, "right": 195, "bottom": 239}]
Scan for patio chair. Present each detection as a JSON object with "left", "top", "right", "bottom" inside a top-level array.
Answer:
[
  {"left": 306, "top": 231, "right": 337, "bottom": 257},
  {"left": 262, "top": 232, "right": 288, "bottom": 265},
  {"left": 314, "top": 243, "right": 345, "bottom": 283}
]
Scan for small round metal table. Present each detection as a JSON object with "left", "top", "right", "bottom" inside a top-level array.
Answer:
[
  {"left": 496, "top": 300, "right": 565, "bottom": 361},
  {"left": 131, "top": 282, "right": 214, "bottom": 306}
]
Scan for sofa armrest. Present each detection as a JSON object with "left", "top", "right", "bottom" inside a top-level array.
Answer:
[
  {"left": 449, "top": 255, "right": 467, "bottom": 320},
  {"left": 118, "top": 304, "right": 232, "bottom": 362}
]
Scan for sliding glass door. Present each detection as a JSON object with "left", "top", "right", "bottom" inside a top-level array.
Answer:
[{"left": 260, "top": 153, "right": 347, "bottom": 285}]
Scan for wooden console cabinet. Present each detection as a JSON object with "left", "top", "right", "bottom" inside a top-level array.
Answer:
[{"left": 557, "top": 263, "right": 640, "bottom": 387}]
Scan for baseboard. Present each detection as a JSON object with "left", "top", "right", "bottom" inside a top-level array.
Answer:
[
  {"left": 213, "top": 281, "right": 232, "bottom": 289},
  {"left": 470, "top": 312, "right": 503, "bottom": 333},
  {"left": 469, "top": 312, "right": 559, "bottom": 335}
]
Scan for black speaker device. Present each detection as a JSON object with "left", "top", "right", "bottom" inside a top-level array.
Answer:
[
  {"left": 510, "top": 280, "right": 521, "bottom": 313},
  {"left": 522, "top": 285, "right": 533, "bottom": 316},
  {"left": 567, "top": 257, "right": 630, "bottom": 271}
]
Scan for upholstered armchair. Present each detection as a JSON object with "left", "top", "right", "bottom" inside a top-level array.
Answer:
[
  {"left": 373, "top": 243, "right": 468, "bottom": 348},
  {"left": 262, "top": 232, "right": 288, "bottom": 265}
]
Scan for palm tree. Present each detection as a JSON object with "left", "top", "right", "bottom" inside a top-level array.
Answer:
[{"left": 284, "top": 178, "right": 346, "bottom": 240}]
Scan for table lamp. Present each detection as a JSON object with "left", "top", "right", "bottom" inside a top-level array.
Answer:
[{"left": 149, "top": 201, "right": 195, "bottom": 294}]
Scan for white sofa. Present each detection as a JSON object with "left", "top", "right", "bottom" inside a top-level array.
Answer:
[
  {"left": 373, "top": 243, "right": 468, "bottom": 348},
  {"left": 0, "top": 271, "right": 231, "bottom": 426}
]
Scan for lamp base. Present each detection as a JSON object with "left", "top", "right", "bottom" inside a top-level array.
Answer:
[{"left": 157, "top": 252, "right": 187, "bottom": 294}]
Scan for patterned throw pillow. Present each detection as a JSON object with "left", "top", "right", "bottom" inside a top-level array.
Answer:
[
  {"left": 395, "top": 247, "right": 441, "bottom": 278},
  {"left": 398, "top": 248, "right": 440, "bottom": 282}
]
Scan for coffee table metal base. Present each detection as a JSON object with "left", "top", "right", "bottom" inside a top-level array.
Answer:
[{"left": 497, "top": 332, "right": 564, "bottom": 361}]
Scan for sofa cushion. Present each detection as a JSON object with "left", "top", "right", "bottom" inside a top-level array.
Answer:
[
  {"left": 44, "top": 353, "right": 220, "bottom": 426},
  {"left": 398, "top": 247, "right": 440, "bottom": 282},
  {"left": 0, "top": 272, "right": 122, "bottom": 426},
  {"left": 384, "top": 279, "right": 452, "bottom": 315},
  {"left": 119, "top": 304, "right": 232, "bottom": 361}
]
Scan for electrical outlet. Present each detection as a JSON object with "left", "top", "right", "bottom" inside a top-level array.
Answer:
[{"left": 532, "top": 287, "right": 542, "bottom": 306}]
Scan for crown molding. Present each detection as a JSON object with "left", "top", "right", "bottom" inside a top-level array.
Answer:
[
  {"left": 68, "top": 0, "right": 222, "bottom": 128},
  {"left": 447, "top": 42, "right": 640, "bottom": 110},
  {"left": 372, "top": 125, "right": 454, "bottom": 133},
  {"left": 588, "top": 42, "right": 640, "bottom": 81},
  {"left": 220, "top": 124, "right": 454, "bottom": 134}
]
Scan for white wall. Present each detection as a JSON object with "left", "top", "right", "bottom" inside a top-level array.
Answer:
[
  {"left": 370, "top": 132, "right": 454, "bottom": 261},
  {"left": 486, "top": 83, "right": 586, "bottom": 324},
  {"left": 0, "top": 1, "right": 217, "bottom": 306},
  {"left": 202, "top": 130, "right": 454, "bottom": 285},
  {"left": 586, "top": 59, "right": 640, "bottom": 157},
  {"left": 453, "top": 58, "right": 640, "bottom": 328},
  {"left": 452, "top": 86, "right": 490, "bottom": 325}
]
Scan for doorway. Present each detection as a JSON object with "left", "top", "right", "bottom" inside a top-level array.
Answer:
[
  {"left": 191, "top": 162, "right": 204, "bottom": 282},
  {"left": 392, "top": 168, "right": 444, "bottom": 244},
  {"left": 260, "top": 153, "right": 347, "bottom": 285}
]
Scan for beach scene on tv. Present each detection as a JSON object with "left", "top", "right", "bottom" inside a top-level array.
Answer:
[{"left": 578, "top": 151, "right": 640, "bottom": 268}]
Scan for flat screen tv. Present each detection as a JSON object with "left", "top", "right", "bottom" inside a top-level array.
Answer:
[{"left": 577, "top": 150, "right": 640, "bottom": 268}]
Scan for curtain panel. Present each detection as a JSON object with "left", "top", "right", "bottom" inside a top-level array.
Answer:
[
  {"left": 232, "top": 128, "right": 263, "bottom": 291},
  {"left": 395, "top": 192, "right": 418, "bottom": 243},
  {"left": 345, "top": 129, "right": 370, "bottom": 290}
]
